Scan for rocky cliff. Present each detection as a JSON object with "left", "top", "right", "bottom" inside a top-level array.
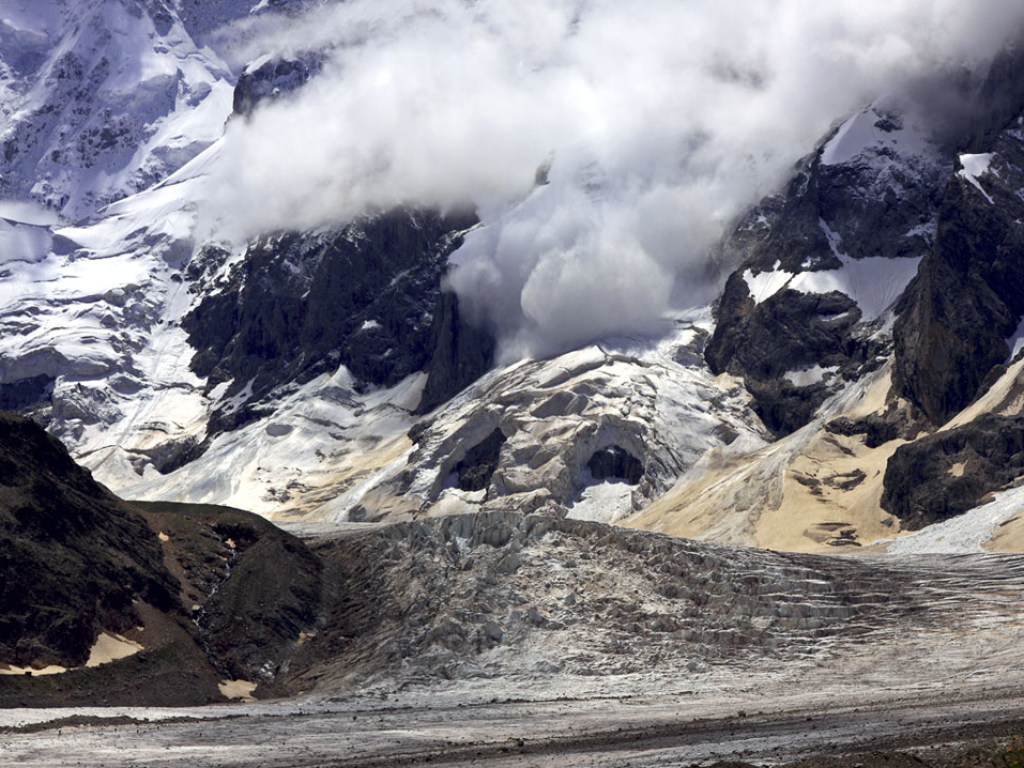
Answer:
[{"left": 0, "top": 411, "right": 322, "bottom": 706}]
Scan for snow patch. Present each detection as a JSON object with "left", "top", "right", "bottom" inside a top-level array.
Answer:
[
  {"left": 86, "top": 633, "right": 143, "bottom": 668},
  {"left": 886, "top": 485, "right": 1024, "bottom": 555},
  {"left": 744, "top": 256, "right": 921, "bottom": 321},
  {"left": 959, "top": 153, "right": 996, "bottom": 204},
  {"left": 821, "top": 106, "right": 932, "bottom": 168},
  {"left": 567, "top": 472, "right": 634, "bottom": 525},
  {"left": 903, "top": 220, "right": 937, "bottom": 243},
  {"left": 743, "top": 262, "right": 792, "bottom": 303},
  {"left": 783, "top": 365, "right": 838, "bottom": 388},
  {"left": 109, "top": 369, "right": 427, "bottom": 519},
  {"left": 1007, "top": 317, "right": 1024, "bottom": 363},
  {"left": 790, "top": 256, "right": 921, "bottom": 321},
  {"left": 819, "top": 218, "right": 846, "bottom": 258}
]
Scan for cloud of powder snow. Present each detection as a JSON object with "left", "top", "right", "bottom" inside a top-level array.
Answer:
[{"left": 202, "top": 0, "right": 1024, "bottom": 361}]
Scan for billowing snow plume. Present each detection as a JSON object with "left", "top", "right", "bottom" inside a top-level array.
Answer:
[{"left": 203, "top": 0, "right": 1024, "bottom": 360}]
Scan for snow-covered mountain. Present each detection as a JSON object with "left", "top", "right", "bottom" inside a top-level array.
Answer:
[{"left": 3, "top": 0, "right": 1024, "bottom": 558}]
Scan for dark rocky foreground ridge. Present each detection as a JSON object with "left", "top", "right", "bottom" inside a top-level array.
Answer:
[
  {"left": 0, "top": 412, "right": 176, "bottom": 668},
  {"left": 0, "top": 412, "right": 319, "bottom": 705}
]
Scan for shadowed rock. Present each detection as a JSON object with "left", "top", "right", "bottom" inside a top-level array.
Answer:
[
  {"left": 456, "top": 428, "right": 507, "bottom": 493},
  {"left": 0, "top": 412, "right": 177, "bottom": 668},
  {"left": 587, "top": 445, "right": 644, "bottom": 484},
  {"left": 892, "top": 154, "right": 1024, "bottom": 425},
  {"left": 418, "top": 286, "right": 495, "bottom": 414},
  {"left": 881, "top": 413, "right": 1024, "bottom": 530},
  {"left": 183, "top": 207, "right": 478, "bottom": 440}
]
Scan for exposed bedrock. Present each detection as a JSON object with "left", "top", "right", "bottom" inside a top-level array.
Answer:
[
  {"left": 706, "top": 118, "right": 942, "bottom": 435},
  {"left": 134, "top": 501, "right": 322, "bottom": 690},
  {"left": 892, "top": 135, "right": 1024, "bottom": 425},
  {"left": 183, "top": 207, "right": 485, "bottom": 438},
  {"left": 232, "top": 53, "right": 322, "bottom": 118},
  {"left": 417, "top": 285, "right": 496, "bottom": 415},
  {"left": 710, "top": 55, "right": 1024, "bottom": 437},
  {"left": 707, "top": 279, "right": 878, "bottom": 435},
  {"left": 889, "top": 51, "right": 1024, "bottom": 424},
  {"left": 0, "top": 428, "right": 324, "bottom": 706},
  {"left": 0, "top": 413, "right": 177, "bottom": 668},
  {"left": 881, "top": 413, "right": 1024, "bottom": 530}
]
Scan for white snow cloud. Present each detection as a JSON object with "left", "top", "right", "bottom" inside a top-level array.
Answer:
[{"left": 201, "top": 0, "right": 1024, "bottom": 361}]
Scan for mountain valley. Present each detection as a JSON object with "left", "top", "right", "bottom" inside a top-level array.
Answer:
[{"left": 5, "top": 1, "right": 1024, "bottom": 765}]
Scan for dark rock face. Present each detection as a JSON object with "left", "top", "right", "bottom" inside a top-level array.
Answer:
[
  {"left": 0, "top": 373, "right": 53, "bottom": 411},
  {"left": 881, "top": 413, "right": 1024, "bottom": 530},
  {"left": 587, "top": 445, "right": 644, "bottom": 484},
  {"left": 825, "top": 415, "right": 901, "bottom": 449},
  {"left": 232, "top": 54, "right": 322, "bottom": 118},
  {"left": 706, "top": 123, "right": 943, "bottom": 435},
  {"left": 707, "top": 278, "right": 877, "bottom": 435},
  {"left": 183, "top": 207, "right": 482, "bottom": 436},
  {"left": 418, "top": 286, "right": 496, "bottom": 414},
  {"left": 0, "top": 411, "right": 326, "bottom": 703},
  {"left": 892, "top": 136, "right": 1024, "bottom": 425},
  {"left": 134, "top": 501, "right": 321, "bottom": 689},
  {"left": 959, "top": 43, "right": 1024, "bottom": 154},
  {"left": 0, "top": 413, "right": 177, "bottom": 668},
  {"left": 456, "top": 428, "right": 507, "bottom": 492},
  {"left": 752, "top": 146, "right": 937, "bottom": 274}
]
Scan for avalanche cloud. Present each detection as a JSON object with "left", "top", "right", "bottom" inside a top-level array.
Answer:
[{"left": 203, "top": 0, "right": 1024, "bottom": 360}]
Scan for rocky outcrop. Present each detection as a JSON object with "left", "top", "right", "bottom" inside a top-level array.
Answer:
[
  {"left": 183, "top": 207, "right": 478, "bottom": 436},
  {"left": 176, "top": 0, "right": 305, "bottom": 38},
  {"left": 960, "top": 43, "right": 1024, "bottom": 155},
  {"left": 881, "top": 413, "right": 1024, "bottom": 530},
  {"left": 232, "top": 54, "right": 322, "bottom": 118},
  {"left": 0, "top": 412, "right": 177, "bottom": 668},
  {"left": 825, "top": 414, "right": 902, "bottom": 449},
  {"left": 707, "top": 279, "right": 877, "bottom": 435},
  {"left": 706, "top": 99, "right": 947, "bottom": 435},
  {"left": 417, "top": 286, "right": 495, "bottom": 414},
  {"left": 0, "top": 413, "right": 325, "bottom": 704},
  {"left": 0, "top": 373, "right": 53, "bottom": 412},
  {"left": 134, "top": 501, "right": 322, "bottom": 690},
  {"left": 892, "top": 128, "right": 1024, "bottom": 425}
]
